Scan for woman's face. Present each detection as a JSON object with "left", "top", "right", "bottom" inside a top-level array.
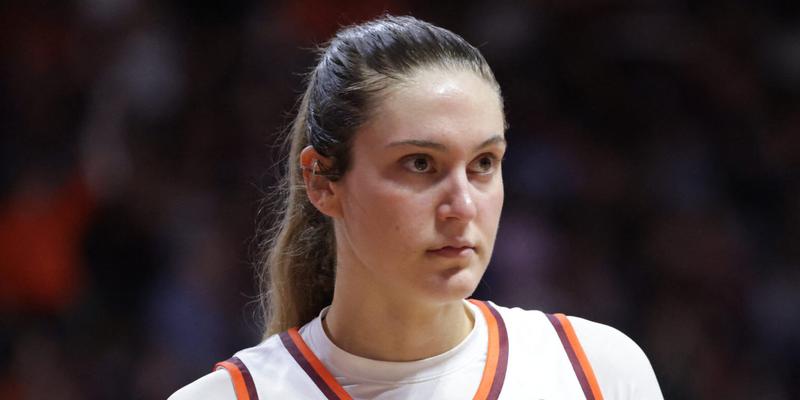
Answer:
[{"left": 331, "top": 68, "right": 506, "bottom": 305}]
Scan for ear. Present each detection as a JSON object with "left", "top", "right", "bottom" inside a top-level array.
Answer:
[{"left": 300, "top": 146, "right": 342, "bottom": 218}]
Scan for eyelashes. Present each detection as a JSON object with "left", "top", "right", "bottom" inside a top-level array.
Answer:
[
  {"left": 402, "top": 154, "right": 435, "bottom": 173},
  {"left": 471, "top": 154, "right": 500, "bottom": 174},
  {"left": 400, "top": 153, "right": 502, "bottom": 175}
]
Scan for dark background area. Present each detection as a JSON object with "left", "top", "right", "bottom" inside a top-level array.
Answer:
[{"left": 1, "top": 1, "right": 798, "bottom": 399}]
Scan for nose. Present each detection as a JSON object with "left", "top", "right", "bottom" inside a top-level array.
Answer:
[{"left": 436, "top": 171, "right": 477, "bottom": 222}]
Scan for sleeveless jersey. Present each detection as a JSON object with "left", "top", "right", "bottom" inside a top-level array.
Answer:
[{"left": 214, "top": 300, "right": 605, "bottom": 399}]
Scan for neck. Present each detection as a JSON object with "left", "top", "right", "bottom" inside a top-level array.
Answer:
[{"left": 323, "top": 279, "right": 474, "bottom": 362}]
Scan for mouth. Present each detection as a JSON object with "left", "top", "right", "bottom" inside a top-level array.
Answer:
[{"left": 426, "top": 245, "right": 476, "bottom": 258}]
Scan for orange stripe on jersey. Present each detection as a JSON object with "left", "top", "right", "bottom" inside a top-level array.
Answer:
[
  {"left": 215, "top": 357, "right": 259, "bottom": 400},
  {"left": 284, "top": 328, "right": 353, "bottom": 400},
  {"left": 469, "top": 299, "right": 509, "bottom": 400},
  {"left": 278, "top": 300, "right": 508, "bottom": 400},
  {"left": 549, "top": 313, "right": 605, "bottom": 400},
  {"left": 555, "top": 314, "right": 604, "bottom": 400}
]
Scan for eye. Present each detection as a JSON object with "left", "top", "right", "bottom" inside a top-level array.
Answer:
[
  {"left": 469, "top": 154, "right": 500, "bottom": 175},
  {"left": 402, "top": 154, "right": 435, "bottom": 173}
]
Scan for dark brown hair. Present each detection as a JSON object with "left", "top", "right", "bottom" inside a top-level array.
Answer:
[{"left": 259, "top": 15, "right": 502, "bottom": 337}]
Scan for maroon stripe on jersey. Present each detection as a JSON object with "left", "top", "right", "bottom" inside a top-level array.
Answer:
[
  {"left": 279, "top": 331, "right": 341, "bottom": 400},
  {"left": 230, "top": 357, "right": 260, "bottom": 400},
  {"left": 485, "top": 302, "right": 509, "bottom": 400},
  {"left": 546, "top": 314, "right": 595, "bottom": 400}
]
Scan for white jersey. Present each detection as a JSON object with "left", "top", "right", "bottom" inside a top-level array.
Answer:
[{"left": 170, "top": 300, "right": 662, "bottom": 399}]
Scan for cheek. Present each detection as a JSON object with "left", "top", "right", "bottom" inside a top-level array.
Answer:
[
  {"left": 495, "top": 186, "right": 505, "bottom": 217},
  {"left": 344, "top": 179, "right": 432, "bottom": 243},
  {"left": 478, "top": 184, "right": 505, "bottom": 233},
  {"left": 482, "top": 179, "right": 505, "bottom": 213},
  {"left": 477, "top": 188, "right": 504, "bottom": 262}
]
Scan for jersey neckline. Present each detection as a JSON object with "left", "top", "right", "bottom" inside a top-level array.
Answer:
[
  {"left": 279, "top": 299, "right": 509, "bottom": 400},
  {"left": 304, "top": 299, "right": 486, "bottom": 384}
]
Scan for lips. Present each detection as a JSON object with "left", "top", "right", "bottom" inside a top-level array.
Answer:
[{"left": 427, "top": 242, "right": 476, "bottom": 258}]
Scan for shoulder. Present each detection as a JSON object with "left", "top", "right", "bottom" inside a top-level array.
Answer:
[
  {"left": 483, "top": 302, "right": 663, "bottom": 399},
  {"left": 168, "top": 369, "right": 236, "bottom": 400},
  {"left": 482, "top": 301, "right": 548, "bottom": 331},
  {"left": 168, "top": 334, "right": 288, "bottom": 400},
  {"left": 567, "top": 316, "right": 664, "bottom": 400}
]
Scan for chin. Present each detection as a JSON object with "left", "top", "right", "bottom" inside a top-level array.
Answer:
[{"left": 422, "top": 264, "right": 484, "bottom": 303}]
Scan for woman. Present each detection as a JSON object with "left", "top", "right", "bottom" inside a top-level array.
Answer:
[{"left": 171, "top": 15, "right": 663, "bottom": 399}]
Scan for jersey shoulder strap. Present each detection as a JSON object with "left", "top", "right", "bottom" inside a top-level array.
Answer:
[
  {"left": 214, "top": 356, "right": 260, "bottom": 400},
  {"left": 279, "top": 328, "right": 353, "bottom": 400},
  {"left": 545, "top": 313, "right": 605, "bottom": 400}
]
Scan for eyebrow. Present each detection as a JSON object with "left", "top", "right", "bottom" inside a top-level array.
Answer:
[{"left": 386, "top": 135, "right": 506, "bottom": 151}]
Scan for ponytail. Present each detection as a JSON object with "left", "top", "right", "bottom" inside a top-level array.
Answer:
[
  {"left": 258, "top": 84, "right": 337, "bottom": 337},
  {"left": 257, "top": 15, "right": 501, "bottom": 337}
]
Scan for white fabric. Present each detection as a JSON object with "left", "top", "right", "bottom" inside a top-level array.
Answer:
[
  {"left": 303, "top": 301, "right": 487, "bottom": 398},
  {"left": 169, "top": 301, "right": 663, "bottom": 399}
]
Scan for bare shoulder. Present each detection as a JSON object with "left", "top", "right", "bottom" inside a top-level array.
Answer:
[
  {"left": 168, "top": 369, "right": 236, "bottom": 400},
  {"left": 567, "top": 316, "right": 664, "bottom": 400}
]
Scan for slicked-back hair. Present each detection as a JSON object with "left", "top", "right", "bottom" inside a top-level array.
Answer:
[{"left": 259, "top": 15, "right": 503, "bottom": 337}]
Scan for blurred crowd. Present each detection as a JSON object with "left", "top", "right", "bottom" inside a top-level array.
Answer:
[{"left": 1, "top": 1, "right": 798, "bottom": 399}]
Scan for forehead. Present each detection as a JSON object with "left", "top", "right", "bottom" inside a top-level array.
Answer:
[{"left": 356, "top": 68, "right": 505, "bottom": 148}]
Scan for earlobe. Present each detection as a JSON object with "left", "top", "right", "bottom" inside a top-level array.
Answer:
[{"left": 299, "top": 146, "right": 342, "bottom": 218}]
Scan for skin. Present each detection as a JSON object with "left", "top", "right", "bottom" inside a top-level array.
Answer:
[{"left": 300, "top": 67, "right": 506, "bottom": 361}]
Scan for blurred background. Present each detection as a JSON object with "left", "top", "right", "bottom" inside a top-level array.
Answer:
[{"left": 1, "top": 0, "right": 798, "bottom": 398}]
